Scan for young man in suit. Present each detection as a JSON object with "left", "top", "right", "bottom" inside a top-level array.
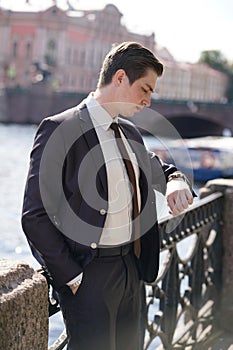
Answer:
[{"left": 22, "top": 41, "right": 194, "bottom": 349}]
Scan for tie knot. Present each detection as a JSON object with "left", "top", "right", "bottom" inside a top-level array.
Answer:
[
  {"left": 110, "top": 122, "right": 119, "bottom": 132},
  {"left": 110, "top": 122, "right": 121, "bottom": 138}
]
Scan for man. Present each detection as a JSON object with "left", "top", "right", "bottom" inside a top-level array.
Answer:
[{"left": 22, "top": 41, "right": 194, "bottom": 350}]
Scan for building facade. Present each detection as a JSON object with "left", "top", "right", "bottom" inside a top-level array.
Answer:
[
  {"left": 155, "top": 59, "right": 228, "bottom": 102},
  {"left": 0, "top": 3, "right": 229, "bottom": 102}
]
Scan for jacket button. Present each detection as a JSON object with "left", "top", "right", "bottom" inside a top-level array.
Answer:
[
  {"left": 91, "top": 242, "right": 97, "bottom": 249},
  {"left": 53, "top": 215, "right": 60, "bottom": 227},
  {"left": 100, "top": 209, "right": 106, "bottom": 215}
]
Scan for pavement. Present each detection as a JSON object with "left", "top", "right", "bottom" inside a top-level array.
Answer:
[
  {"left": 209, "top": 333, "right": 233, "bottom": 350},
  {"left": 204, "top": 332, "right": 233, "bottom": 350}
]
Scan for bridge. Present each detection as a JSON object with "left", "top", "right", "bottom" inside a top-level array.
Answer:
[
  {"left": 134, "top": 99, "right": 233, "bottom": 138},
  {"left": 1, "top": 87, "right": 233, "bottom": 138}
]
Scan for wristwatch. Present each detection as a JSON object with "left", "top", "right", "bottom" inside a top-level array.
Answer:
[
  {"left": 168, "top": 171, "right": 187, "bottom": 182},
  {"left": 168, "top": 171, "right": 197, "bottom": 198}
]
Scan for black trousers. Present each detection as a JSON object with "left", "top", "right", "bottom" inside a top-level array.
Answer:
[{"left": 58, "top": 251, "right": 142, "bottom": 350}]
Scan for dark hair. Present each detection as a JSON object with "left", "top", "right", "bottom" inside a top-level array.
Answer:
[{"left": 97, "top": 41, "right": 163, "bottom": 88}]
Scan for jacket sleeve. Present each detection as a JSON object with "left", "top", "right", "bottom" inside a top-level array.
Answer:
[
  {"left": 149, "top": 151, "right": 178, "bottom": 195},
  {"left": 149, "top": 151, "right": 196, "bottom": 196},
  {"left": 21, "top": 117, "right": 83, "bottom": 290}
]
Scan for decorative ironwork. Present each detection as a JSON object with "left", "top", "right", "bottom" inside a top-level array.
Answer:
[
  {"left": 46, "top": 191, "right": 224, "bottom": 350},
  {"left": 144, "top": 192, "right": 224, "bottom": 349}
]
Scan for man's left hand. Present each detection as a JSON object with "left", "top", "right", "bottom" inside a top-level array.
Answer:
[{"left": 166, "top": 179, "right": 194, "bottom": 216}]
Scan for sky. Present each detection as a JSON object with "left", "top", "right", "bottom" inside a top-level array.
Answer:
[{"left": 1, "top": 0, "right": 233, "bottom": 63}]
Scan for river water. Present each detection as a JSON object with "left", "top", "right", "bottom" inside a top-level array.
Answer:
[
  {"left": 0, "top": 122, "right": 64, "bottom": 346},
  {"left": 0, "top": 122, "right": 201, "bottom": 348}
]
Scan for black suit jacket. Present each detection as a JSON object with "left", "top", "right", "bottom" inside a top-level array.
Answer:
[{"left": 22, "top": 101, "right": 177, "bottom": 291}]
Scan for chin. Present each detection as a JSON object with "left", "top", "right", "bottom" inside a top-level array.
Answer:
[
  {"left": 122, "top": 112, "right": 135, "bottom": 118},
  {"left": 121, "top": 110, "right": 138, "bottom": 118}
]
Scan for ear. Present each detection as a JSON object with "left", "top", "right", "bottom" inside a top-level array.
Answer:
[{"left": 113, "top": 69, "right": 127, "bottom": 87}]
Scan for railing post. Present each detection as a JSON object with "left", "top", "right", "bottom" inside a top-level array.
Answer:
[
  {"left": 199, "top": 178, "right": 233, "bottom": 332},
  {"left": 0, "top": 259, "right": 48, "bottom": 350}
]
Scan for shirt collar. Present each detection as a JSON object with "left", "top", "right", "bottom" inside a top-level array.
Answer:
[{"left": 85, "top": 92, "right": 117, "bottom": 131}]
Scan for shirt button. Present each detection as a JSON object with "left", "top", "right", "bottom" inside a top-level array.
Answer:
[
  {"left": 99, "top": 209, "right": 106, "bottom": 215},
  {"left": 91, "top": 242, "right": 97, "bottom": 249}
]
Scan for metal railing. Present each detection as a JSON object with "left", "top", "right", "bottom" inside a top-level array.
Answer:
[
  {"left": 144, "top": 192, "right": 223, "bottom": 349},
  {"left": 47, "top": 192, "right": 224, "bottom": 350}
]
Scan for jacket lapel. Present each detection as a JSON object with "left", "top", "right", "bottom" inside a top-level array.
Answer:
[
  {"left": 76, "top": 103, "right": 108, "bottom": 194},
  {"left": 119, "top": 120, "right": 147, "bottom": 172}
]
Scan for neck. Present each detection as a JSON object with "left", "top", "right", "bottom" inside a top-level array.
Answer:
[{"left": 93, "top": 88, "right": 118, "bottom": 119}]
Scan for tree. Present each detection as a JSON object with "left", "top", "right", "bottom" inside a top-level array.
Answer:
[
  {"left": 199, "top": 50, "right": 228, "bottom": 73},
  {"left": 226, "top": 64, "right": 233, "bottom": 102},
  {"left": 199, "top": 50, "right": 233, "bottom": 102}
]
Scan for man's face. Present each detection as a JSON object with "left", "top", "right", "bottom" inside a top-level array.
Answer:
[{"left": 116, "top": 68, "right": 158, "bottom": 117}]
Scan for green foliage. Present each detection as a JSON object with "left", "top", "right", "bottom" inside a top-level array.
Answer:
[
  {"left": 199, "top": 50, "right": 228, "bottom": 73},
  {"left": 199, "top": 50, "right": 233, "bottom": 101},
  {"left": 226, "top": 71, "right": 233, "bottom": 102}
]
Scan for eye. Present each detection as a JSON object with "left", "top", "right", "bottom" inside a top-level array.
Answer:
[{"left": 142, "top": 87, "right": 148, "bottom": 93}]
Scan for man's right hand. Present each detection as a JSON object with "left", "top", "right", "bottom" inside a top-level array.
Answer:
[{"left": 69, "top": 280, "right": 81, "bottom": 295}]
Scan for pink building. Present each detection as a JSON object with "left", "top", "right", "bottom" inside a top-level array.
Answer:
[
  {"left": 0, "top": 3, "right": 155, "bottom": 92},
  {"left": 0, "top": 2, "right": 228, "bottom": 102}
]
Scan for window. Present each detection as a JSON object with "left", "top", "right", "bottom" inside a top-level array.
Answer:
[
  {"left": 45, "top": 39, "right": 57, "bottom": 66},
  {"left": 12, "top": 41, "right": 18, "bottom": 59},
  {"left": 25, "top": 42, "right": 32, "bottom": 59},
  {"left": 66, "top": 47, "right": 71, "bottom": 64},
  {"left": 80, "top": 50, "right": 86, "bottom": 65}
]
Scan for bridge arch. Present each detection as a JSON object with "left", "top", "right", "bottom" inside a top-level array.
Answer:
[
  {"left": 147, "top": 99, "right": 233, "bottom": 138},
  {"left": 167, "top": 114, "right": 227, "bottom": 138}
]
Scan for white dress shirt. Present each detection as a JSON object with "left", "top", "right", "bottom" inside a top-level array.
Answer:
[{"left": 85, "top": 93, "right": 141, "bottom": 246}]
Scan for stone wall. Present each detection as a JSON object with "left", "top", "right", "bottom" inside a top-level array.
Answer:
[
  {"left": 4, "top": 86, "right": 86, "bottom": 124},
  {"left": 2, "top": 88, "right": 233, "bottom": 138},
  {"left": 0, "top": 259, "right": 48, "bottom": 350}
]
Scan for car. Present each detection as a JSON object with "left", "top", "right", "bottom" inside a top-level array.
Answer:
[{"left": 143, "top": 135, "right": 233, "bottom": 182}]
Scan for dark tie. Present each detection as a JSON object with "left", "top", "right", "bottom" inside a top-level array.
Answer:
[{"left": 110, "top": 122, "right": 141, "bottom": 258}]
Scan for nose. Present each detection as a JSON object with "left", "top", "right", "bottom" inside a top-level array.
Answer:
[{"left": 142, "top": 98, "right": 151, "bottom": 108}]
